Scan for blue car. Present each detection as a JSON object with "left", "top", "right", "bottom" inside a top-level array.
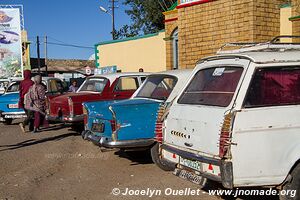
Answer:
[
  {"left": 82, "top": 70, "right": 192, "bottom": 167},
  {"left": 0, "top": 77, "right": 66, "bottom": 125},
  {"left": 0, "top": 80, "right": 25, "bottom": 124}
]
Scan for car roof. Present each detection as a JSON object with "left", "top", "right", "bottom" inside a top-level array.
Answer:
[
  {"left": 88, "top": 72, "right": 150, "bottom": 84},
  {"left": 200, "top": 43, "right": 300, "bottom": 64}
]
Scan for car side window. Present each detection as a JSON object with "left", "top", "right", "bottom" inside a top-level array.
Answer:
[
  {"left": 115, "top": 77, "right": 139, "bottom": 91},
  {"left": 244, "top": 66, "right": 300, "bottom": 108}
]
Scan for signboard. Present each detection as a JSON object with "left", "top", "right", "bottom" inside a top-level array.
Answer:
[
  {"left": 95, "top": 65, "right": 117, "bottom": 75},
  {"left": 85, "top": 66, "right": 92, "bottom": 75},
  {"left": 0, "top": 8, "right": 22, "bottom": 78}
]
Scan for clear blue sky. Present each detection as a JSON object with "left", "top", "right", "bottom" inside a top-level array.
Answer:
[{"left": 0, "top": 0, "right": 131, "bottom": 60}]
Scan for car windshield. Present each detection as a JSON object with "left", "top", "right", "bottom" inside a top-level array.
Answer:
[
  {"left": 78, "top": 78, "right": 108, "bottom": 93},
  {"left": 6, "top": 82, "right": 20, "bottom": 93},
  {"left": 136, "top": 75, "right": 178, "bottom": 100},
  {"left": 178, "top": 67, "right": 244, "bottom": 107}
]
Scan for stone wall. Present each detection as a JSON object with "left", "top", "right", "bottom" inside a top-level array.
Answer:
[{"left": 165, "top": 0, "right": 285, "bottom": 70}]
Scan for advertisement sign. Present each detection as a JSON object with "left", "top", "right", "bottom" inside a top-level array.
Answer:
[{"left": 0, "top": 8, "right": 22, "bottom": 78}]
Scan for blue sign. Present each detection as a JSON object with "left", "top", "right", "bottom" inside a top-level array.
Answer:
[{"left": 96, "top": 66, "right": 117, "bottom": 75}]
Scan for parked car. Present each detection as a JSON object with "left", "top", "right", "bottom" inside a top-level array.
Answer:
[
  {"left": 0, "top": 79, "right": 10, "bottom": 95},
  {"left": 0, "top": 77, "right": 66, "bottom": 125},
  {"left": 160, "top": 38, "right": 300, "bottom": 199},
  {"left": 46, "top": 73, "right": 148, "bottom": 124},
  {"left": 82, "top": 70, "right": 192, "bottom": 165}
]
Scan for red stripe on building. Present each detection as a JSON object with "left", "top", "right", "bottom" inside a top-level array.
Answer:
[
  {"left": 176, "top": 0, "right": 214, "bottom": 9},
  {"left": 164, "top": 18, "right": 178, "bottom": 23}
]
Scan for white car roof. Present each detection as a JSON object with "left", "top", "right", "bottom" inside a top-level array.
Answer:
[
  {"left": 202, "top": 43, "right": 300, "bottom": 64},
  {"left": 88, "top": 72, "right": 150, "bottom": 85},
  {"left": 132, "top": 69, "right": 193, "bottom": 102}
]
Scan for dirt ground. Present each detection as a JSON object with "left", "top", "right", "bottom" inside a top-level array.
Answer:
[{"left": 0, "top": 121, "right": 280, "bottom": 200}]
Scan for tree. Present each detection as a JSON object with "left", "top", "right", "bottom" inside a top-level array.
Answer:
[{"left": 115, "top": 0, "right": 176, "bottom": 39}]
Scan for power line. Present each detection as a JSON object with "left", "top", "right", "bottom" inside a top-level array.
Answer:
[{"left": 46, "top": 42, "right": 94, "bottom": 49}]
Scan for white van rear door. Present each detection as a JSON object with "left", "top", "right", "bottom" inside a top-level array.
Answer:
[{"left": 164, "top": 58, "right": 250, "bottom": 157}]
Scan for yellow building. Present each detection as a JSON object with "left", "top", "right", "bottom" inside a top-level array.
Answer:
[
  {"left": 95, "top": 31, "right": 166, "bottom": 73},
  {"left": 164, "top": 0, "right": 292, "bottom": 70}
]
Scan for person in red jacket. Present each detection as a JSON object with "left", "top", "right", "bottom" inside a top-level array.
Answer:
[{"left": 19, "top": 70, "right": 34, "bottom": 132}]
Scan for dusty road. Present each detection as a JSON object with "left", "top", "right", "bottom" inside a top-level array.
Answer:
[{"left": 0, "top": 122, "right": 279, "bottom": 200}]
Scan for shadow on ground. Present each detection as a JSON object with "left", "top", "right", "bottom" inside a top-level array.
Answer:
[
  {"left": 0, "top": 132, "right": 79, "bottom": 152},
  {"left": 114, "top": 149, "right": 153, "bottom": 165}
]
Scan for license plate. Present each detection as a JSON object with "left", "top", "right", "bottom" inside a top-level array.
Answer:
[
  {"left": 92, "top": 123, "right": 105, "bottom": 133},
  {"left": 180, "top": 157, "right": 202, "bottom": 171},
  {"left": 8, "top": 104, "right": 19, "bottom": 109},
  {"left": 173, "top": 168, "right": 204, "bottom": 185},
  {"left": 4, "top": 114, "right": 26, "bottom": 119}
]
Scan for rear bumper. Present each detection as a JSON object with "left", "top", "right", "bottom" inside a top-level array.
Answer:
[
  {"left": 161, "top": 144, "right": 233, "bottom": 189},
  {"left": 100, "top": 137, "right": 155, "bottom": 149},
  {"left": 0, "top": 111, "right": 26, "bottom": 119},
  {"left": 46, "top": 114, "right": 84, "bottom": 123},
  {"left": 86, "top": 132, "right": 155, "bottom": 149}
]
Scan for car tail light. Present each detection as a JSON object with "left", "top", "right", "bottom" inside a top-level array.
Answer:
[
  {"left": 68, "top": 97, "right": 74, "bottom": 117},
  {"left": 108, "top": 106, "right": 119, "bottom": 141},
  {"left": 110, "top": 119, "right": 116, "bottom": 132},
  {"left": 82, "top": 104, "right": 88, "bottom": 125},
  {"left": 154, "top": 104, "right": 166, "bottom": 143},
  {"left": 45, "top": 97, "right": 50, "bottom": 115},
  {"left": 219, "top": 113, "right": 234, "bottom": 158}
]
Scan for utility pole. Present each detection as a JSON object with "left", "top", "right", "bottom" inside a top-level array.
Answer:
[
  {"left": 44, "top": 36, "right": 48, "bottom": 76},
  {"left": 36, "top": 36, "right": 41, "bottom": 74},
  {"left": 109, "top": 0, "right": 117, "bottom": 40}
]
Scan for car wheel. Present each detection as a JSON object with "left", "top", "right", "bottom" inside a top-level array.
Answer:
[
  {"left": 150, "top": 143, "right": 176, "bottom": 171},
  {"left": 4, "top": 118, "right": 13, "bottom": 125},
  {"left": 280, "top": 164, "right": 300, "bottom": 200}
]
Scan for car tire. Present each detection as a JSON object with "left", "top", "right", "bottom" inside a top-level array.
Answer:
[
  {"left": 4, "top": 118, "right": 12, "bottom": 125},
  {"left": 280, "top": 164, "right": 300, "bottom": 200},
  {"left": 150, "top": 143, "right": 176, "bottom": 171}
]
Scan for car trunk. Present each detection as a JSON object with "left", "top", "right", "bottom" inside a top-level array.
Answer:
[
  {"left": 112, "top": 98, "right": 163, "bottom": 141},
  {"left": 164, "top": 105, "right": 228, "bottom": 157}
]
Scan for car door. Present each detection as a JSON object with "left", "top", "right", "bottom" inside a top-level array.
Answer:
[{"left": 231, "top": 64, "right": 300, "bottom": 187}]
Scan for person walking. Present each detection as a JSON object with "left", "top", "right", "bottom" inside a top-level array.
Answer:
[
  {"left": 19, "top": 70, "right": 34, "bottom": 133},
  {"left": 28, "top": 75, "right": 46, "bottom": 133}
]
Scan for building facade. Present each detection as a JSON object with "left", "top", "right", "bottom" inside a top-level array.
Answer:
[
  {"left": 164, "top": 0, "right": 288, "bottom": 70},
  {"left": 95, "top": 31, "right": 166, "bottom": 73}
]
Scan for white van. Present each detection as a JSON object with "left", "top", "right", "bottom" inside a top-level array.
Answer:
[{"left": 160, "top": 38, "right": 300, "bottom": 199}]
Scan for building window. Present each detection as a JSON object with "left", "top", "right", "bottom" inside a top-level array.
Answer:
[{"left": 172, "top": 28, "right": 179, "bottom": 70}]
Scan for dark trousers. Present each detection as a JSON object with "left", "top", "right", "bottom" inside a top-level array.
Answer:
[{"left": 23, "top": 109, "right": 34, "bottom": 131}]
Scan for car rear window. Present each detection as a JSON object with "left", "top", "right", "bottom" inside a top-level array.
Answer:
[
  {"left": 178, "top": 67, "right": 244, "bottom": 107},
  {"left": 6, "top": 82, "right": 20, "bottom": 93},
  {"left": 136, "top": 75, "right": 178, "bottom": 101},
  {"left": 78, "top": 78, "right": 108, "bottom": 93},
  {"left": 244, "top": 66, "right": 300, "bottom": 108}
]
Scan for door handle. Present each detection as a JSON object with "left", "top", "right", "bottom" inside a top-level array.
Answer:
[{"left": 184, "top": 142, "right": 193, "bottom": 147}]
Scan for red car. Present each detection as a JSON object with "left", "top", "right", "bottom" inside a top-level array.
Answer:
[{"left": 46, "top": 73, "right": 148, "bottom": 123}]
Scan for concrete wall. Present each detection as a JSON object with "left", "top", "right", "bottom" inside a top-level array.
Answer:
[
  {"left": 280, "top": 5, "right": 293, "bottom": 42},
  {"left": 96, "top": 31, "right": 166, "bottom": 73}
]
